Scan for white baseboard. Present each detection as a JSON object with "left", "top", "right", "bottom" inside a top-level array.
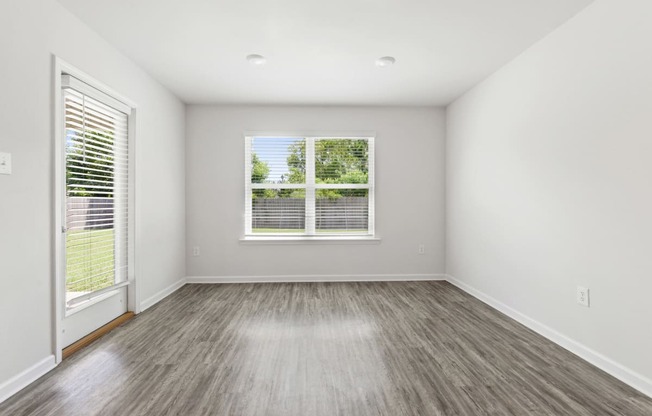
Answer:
[
  {"left": 186, "top": 274, "right": 445, "bottom": 284},
  {"left": 445, "top": 274, "right": 652, "bottom": 399},
  {"left": 0, "top": 278, "right": 188, "bottom": 405},
  {"left": 0, "top": 355, "right": 56, "bottom": 404},
  {"left": 5, "top": 275, "right": 648, "bottom": 405},
  {"left": 139, "top": 278, "right": 187, "bottom": 311}
]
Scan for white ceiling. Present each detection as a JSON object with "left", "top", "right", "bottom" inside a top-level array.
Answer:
[{"left": 58, "top": 0, "right": 593, "bottom": 106}]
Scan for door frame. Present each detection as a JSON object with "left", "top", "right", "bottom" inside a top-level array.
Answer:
[{"left": 52, "top": 56, "right": 139, "bottom": 363}]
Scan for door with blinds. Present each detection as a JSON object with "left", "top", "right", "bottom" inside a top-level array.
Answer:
[{"left": 59, "top": 74, "right": 131, "bottom": 348}]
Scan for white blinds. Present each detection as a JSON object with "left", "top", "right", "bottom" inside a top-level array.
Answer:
[
  {"left": 244, "top": 136, "right": 374, "bottom": 236},
  {"left": 63, "top": 79, "right": 129, "bottom": 303}
]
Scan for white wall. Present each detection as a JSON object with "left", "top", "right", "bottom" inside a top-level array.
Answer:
[
  {"left": 0, "top": 0, "right": 186, "bottom": 391},
  {"left": 447, "top": 0, "right": 652, "bottom": 390},
  {"left": 186, "top": 106, "right": 445, "bottom": 279}
]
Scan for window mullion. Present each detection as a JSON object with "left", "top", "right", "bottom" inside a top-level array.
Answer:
[
  {"left": 305, "top": 137, "right": 316, "bottom": 235},
  {"left": 367, "top": 137, "right": 375, "bottom": 236},
  {"left": 244, "top": 136, "right": 253, "bottom": 235}
]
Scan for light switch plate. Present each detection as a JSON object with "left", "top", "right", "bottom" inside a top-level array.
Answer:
[{"left": 0, "top": 152, "right": 11, "bottom": 175}]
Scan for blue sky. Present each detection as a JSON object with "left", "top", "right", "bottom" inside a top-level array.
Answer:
[{"left": 252, "top": 137, "right": 303, "bottom": 183}]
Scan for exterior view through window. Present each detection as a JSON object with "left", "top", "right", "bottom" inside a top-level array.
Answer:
[
  {"left": 63, "top": 83, "right": 129, "bottom": 306},
  {"left": 244, "top": 136, "right": 374, "bottom": 237}
]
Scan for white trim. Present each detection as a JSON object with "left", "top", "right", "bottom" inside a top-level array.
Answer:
[
  {"left": 445, "top": 274, "right": 652, "bottom": 399},
  {"left": 186, "top": 274, "right": 445, "bottom": 284},
  {"left": 250, "top": 183, "right": 306, "bottom": 189},
  {"left": 314, "top": 183, "right": 370, "bottom": 189},
  {"left": 243, "top": 136, "right": 253, "bottom": 235},
  {"left": 127, "top": 108, "right": 138, "bottom": 314},
  {"left": 240, "top": 236, "right": 381, "bottom": 244},
  {"left": 0, "top": 356, "right": 56, "bottom": 404},
  {"left": 305, "top": 137, "right": 316, "bottom": 235},
  {"left": 250, "top": 183, "right": 371, "bottom": 189},
  {"left": 139, "top": 278, "right": 187, "bottom": 312},
  {"left": 243, "top": 130, "right": 376, "bottom": 139},
  {"left": 52, "top": 56, "right": 64, "bottom": 364},
  {"left": 66, "top": 281, "right": 130, "bottom": 309},
  {"left": 367, "top": 137, "right": 375, "bottom": 236},
  {"left": 55, "top": 58, "right": 137, "bottom": 109},
  {"left": 10, "top": 275, "right": 649, "bottom": 403},
  {"left": 64, "top": 290, "right": 121, "bottom": 317},
  {"left": 61, "top": 75, "right": 131, "bottom": 114},
  {"left": 52, "top": 55, "right": 138, "bottom": 364}
]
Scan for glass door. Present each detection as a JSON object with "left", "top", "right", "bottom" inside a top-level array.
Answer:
[{"left": 59, "top": 76, "right": 130, "bottom": 348}]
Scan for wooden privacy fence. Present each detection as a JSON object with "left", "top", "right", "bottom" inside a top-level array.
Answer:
[
  {"left": 252, "top": 197, "right": 368, "bottom": 230},
  {"left": 66, "top": 197, "right": 114, "bottom": 231}
]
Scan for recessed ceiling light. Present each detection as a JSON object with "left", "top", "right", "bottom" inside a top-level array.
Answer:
[
  {"left": 246, "top": 54, "right": 267, "bottom": 66},
  {"left": 375, "top": 56, "right": 396, "bottom": 67}
]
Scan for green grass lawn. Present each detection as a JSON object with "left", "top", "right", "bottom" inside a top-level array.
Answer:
[{"left": 66, "top": 229, "right": 115, "bottom": 293}]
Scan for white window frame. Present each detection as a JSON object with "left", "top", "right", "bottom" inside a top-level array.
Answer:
[{"left": 243, "top": 134, "right": 378, "bottom": 243}]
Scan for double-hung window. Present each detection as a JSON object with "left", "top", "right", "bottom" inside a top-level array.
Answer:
[{"left": 244, "top": 136, "right": 375, "bottom": 238}]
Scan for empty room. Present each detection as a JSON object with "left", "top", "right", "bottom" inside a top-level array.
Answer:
[{"left": 1, "top": 0, "right": 651, "bottom": 414}]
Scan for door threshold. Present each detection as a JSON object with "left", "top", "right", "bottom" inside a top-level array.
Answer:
[{"left": 62, "top": 312, "right": 135, "bottom": 359}]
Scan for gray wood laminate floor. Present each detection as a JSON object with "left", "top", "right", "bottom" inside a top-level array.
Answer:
[{"left": 2, "top": 282, "right": 651, "bottom": 416}]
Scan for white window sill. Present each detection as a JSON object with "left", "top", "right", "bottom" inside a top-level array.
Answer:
[{"left": 239, "top": 236, "right": 382, "bottom": 245}]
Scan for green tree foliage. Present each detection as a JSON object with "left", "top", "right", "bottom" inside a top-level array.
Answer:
[
  {"left": 286, "top": 139, "right": 368, "bottom": 198},
  {"left": 66, "top": 130, "right": 115, "bottom": 198},
  {"left": 315, "top": 139, "right": 368, "bottom": 182},
  {"left": 252, "top": 139, "right": 369, "bottom": 200},
  {"left": 251, "top": 153, "right": 274, "bottom": 199},
  {"left": 251, "top": 153, "right": 270, "bottom": 183},
  {"left": 286, "top": 139, "right": 368, "bottom": 181},
  {"left": 285, "top": 140, "right": 306, "bottom": 184}
]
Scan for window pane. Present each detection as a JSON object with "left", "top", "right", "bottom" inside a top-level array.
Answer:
[
  {"left": 252, "top": 189, "right": 306, "bottom": 233},
  {"left": 66, "top": 228, "right": 115, "bottom": 296},
  {"left": 64, "top": 88, "right": 128, "bottom": 299},
  {"left": 315, "top": 138, "right": 368, "bottom": 185},
  {"left": 251, "top": 138, "right": 306, "bottom": 184},
  {"left": 316, "top": 188, "right": 369, "bottom": 234}
]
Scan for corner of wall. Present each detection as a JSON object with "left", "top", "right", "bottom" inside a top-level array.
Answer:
[
  {"left": 139, "top": 278, "right": 187, "bottom": 312},
  {"left": 445, "top": 274, "right": 652, "bottom": 399},
  {"left": 0, "top": 356, "right": 56, "bottom": 405}
]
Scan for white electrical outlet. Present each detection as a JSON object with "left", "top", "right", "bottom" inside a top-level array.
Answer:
[
  {"left": 577, "top": 286, "right": 590, "bottom": 307},
  {"left": 192, "top": 246, "right": 201, "bottom": 256},
  {"left": 0, "top": 152, "right": 11, "bottom": 175},
  {"left": 418, "top": 244, "right": 425, "bottom": 255}
]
